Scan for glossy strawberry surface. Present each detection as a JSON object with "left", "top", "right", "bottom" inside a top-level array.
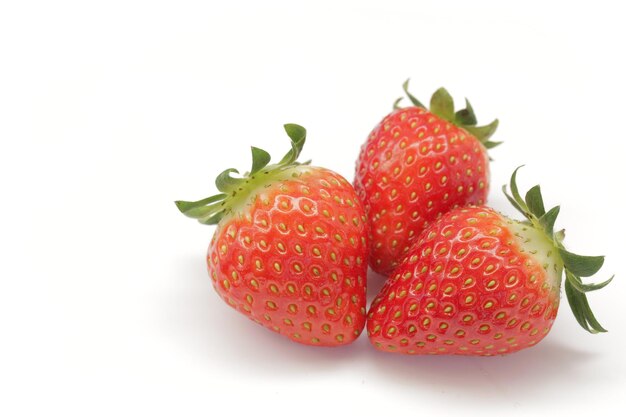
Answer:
[
  {"left": 367, "top": 207, "right": 561, "bottom": 356},
  {"left": 354, "top": 106, "right": 490, "bottom": 275},
  {"left": 208, "top": 166, "right": 368, "bottom": 346}
]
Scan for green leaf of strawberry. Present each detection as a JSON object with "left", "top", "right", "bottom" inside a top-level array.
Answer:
[
  {"left": 524, "top": 185, "right": 546, "bottom": 217},
  {"left": 402, "top": 79, "right": 425, "bottom": 108},
  {"left": 454, "top": 99, "right": 477, "bottom": 126},
  {"left": 280, "top": 123, "right": 307, "bottom": 165},
  {"left": 429, "top": 87, "right": 455, "bottom": 121},
  {"left": 558, "top": 249, "right": 605, "bottom": 277},
  {"left": 250, "top": 147, "right": 271, "bottom": 175}
]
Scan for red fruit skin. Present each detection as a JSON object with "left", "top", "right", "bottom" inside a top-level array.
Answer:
[
  {"left": 207, "top": 167, "right": 368, "bottom": 346},
  {"left": 367, "top": 207, "right": 560, "bottom": 356},
  {"left": 354, "top": 107, "right": 490, "bottom": 276}
]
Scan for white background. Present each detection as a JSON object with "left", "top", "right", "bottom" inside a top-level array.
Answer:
[{"left": 1, "top": 1, "right": 625, "bottom": 416}]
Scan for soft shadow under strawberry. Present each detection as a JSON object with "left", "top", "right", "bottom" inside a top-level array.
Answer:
[{"left": 365, "top": 338, "right": 598, "bottom": 402}]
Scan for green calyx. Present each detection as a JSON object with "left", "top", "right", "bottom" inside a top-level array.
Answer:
[
  {"left": 175, "top": 124, "right": 309, "bottom": 225},
  {"left": 503, "top": 166, "right": 613, "bottom": 334},
  {"left": 394, "top": 79, "right": 500, "bottom": 149}
]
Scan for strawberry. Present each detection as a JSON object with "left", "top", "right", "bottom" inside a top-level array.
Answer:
[
  {"left": 367, "top": 167, "right": 612, "bottom": 356},
  {"left": 176, "top": 124, "right": 368, "bottom": 346},
  {"left": 354, "top": 80, "right": 500, "bottom": 275}
]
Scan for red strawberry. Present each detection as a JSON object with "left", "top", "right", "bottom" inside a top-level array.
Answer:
[
  {"left": 367, "top": 167, "right": 612, "bottom": 355},
  {"left": 176, "top": 124, "right": 368, "bottom": 346},
  {"left": 354, "top": 80, "right": 500, "bottom": 275}
]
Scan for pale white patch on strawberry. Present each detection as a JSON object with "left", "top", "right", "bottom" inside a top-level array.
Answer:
[{"left": 506, "top": 219, "right": 563, "bottom": 291}]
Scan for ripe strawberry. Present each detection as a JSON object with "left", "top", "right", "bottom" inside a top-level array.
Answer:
[
  {"left": 176, "top": 124, "right": 368, "bottom": 346},
  {"left": 367, "top": 167, "right": 612, "bottom": 356},
  {"left": 354, "top": 80, "right": 500, "bottom": 275}
]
